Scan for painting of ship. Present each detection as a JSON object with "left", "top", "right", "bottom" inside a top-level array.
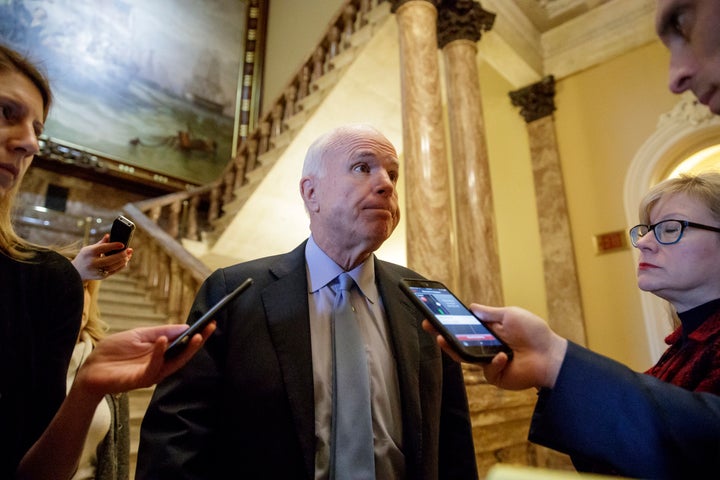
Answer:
[{"left": 184, "top": 52, "right": 228, "bottom": 115}]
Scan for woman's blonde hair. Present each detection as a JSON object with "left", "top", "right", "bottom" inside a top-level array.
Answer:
[
  {"left": 0, "top": 44, "right": 53, "bottom": 260},
  {"left": 82, "top": 280, "right": 108, "bottom": 345},
  {"left": 638, "top": 171, "right": 720, "bottom": 225}
]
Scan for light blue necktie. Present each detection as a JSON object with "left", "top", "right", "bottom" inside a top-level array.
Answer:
[{"left": 330, "top": 273, "right": 375, "bottom": 480}]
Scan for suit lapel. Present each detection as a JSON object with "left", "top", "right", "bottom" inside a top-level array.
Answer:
[
  {"left": 375, "top": 261, "right": 424, "bottom": 471},
  {"left": 263, "top": 243, "right": 316, "bottom": 478}
]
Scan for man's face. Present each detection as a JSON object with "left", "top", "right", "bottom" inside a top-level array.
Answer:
[
  {"left": 656, "top": 0, "right": 720, "bottom": 114},
  {"left": 302, "top": 129, "right": 401, "bottom": 261}
]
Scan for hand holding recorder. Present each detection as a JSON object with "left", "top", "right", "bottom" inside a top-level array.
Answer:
[
  {"left": 424, "top": 303, "right": 568, "bottom": 391},
  {"left": 399, "top": 278, "right": 512, "bottom": 363},
  {"left": 72, "top": 215, "right": 135, "bottom": 281},
  {"left": 108, "top": 215, "right": 135, "bottom": 256}
]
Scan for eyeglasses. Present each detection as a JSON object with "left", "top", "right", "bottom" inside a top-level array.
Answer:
[{"left": 629, "top": 219, "right": 720, "bottom": 247}]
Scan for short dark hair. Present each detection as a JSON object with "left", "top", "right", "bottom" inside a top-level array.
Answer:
[{"left": 0, "top": 43, "right": 52, "bottom": 119}]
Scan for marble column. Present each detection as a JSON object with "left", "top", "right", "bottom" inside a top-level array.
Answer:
[
  {"left": 437, "top": 1, "right": 501, "bottom": 305},
  {"left": 390, "top": 0, "right": 455, "bottom": 285},
  {"left": 509, "top": 76, "right": 587, "bottom": 346}
]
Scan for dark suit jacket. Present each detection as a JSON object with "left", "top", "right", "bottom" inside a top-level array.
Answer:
[
  {"left": 136, "top": 242, "right": 477, "bottom": 479},
  {"left": 529, "top": 342, "right": 720, "bottom": 479}
]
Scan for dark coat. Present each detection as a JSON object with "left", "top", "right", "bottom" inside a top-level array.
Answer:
[
  {"left": 530, "top": 341, "right": 720, "bottom": 479},
  {"left": 136, "top": 242, "right": 477, "bottom": 479}
]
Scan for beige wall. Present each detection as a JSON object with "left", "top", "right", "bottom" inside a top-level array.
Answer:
[
  {"left": 263, "top": 0, "right": 346, "bottom": 113},
  {"left": 549, "top": 41, "right": 678, "bottom": 369}
]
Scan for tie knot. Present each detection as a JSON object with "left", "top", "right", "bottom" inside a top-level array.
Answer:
[{"left": 337, "top": 272, "right": 354, "bottom": 293}]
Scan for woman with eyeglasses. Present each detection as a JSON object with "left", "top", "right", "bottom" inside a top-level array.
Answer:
[
  {"left": 545, "top": 171, "right": 720, "bottom": 475},
  {"left": 424, "top": 171, "right": 720, "bottom": 478},
  {"left": 629, "top": 171, "right": 720, "bottom": 394}
]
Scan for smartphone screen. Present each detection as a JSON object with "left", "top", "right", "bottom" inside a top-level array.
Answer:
[
  {"left": 400, "top": 278, "right": 512, "bottom": 362},
  {"left": 164, "top": 277, "right": 253, "bottom": 359}
]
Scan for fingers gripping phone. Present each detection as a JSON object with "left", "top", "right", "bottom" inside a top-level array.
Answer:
[
  {"left": 164, "top": 277, "right": 254, "bottom": 359},
  {"left": 399, "top": 278, "right": 513, "bottom": 363},
  {"left": 107, "top": 215, "right": 135, "bottom": 256}
]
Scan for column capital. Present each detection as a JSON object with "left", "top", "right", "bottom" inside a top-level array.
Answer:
[
  {"left": 389, "top": 0, "right": 440, "bottom": 13},
  {"left": 437, "top": 0, "right": 495, "bottom": 48},
  {"left": 509, "top": 75, "right": 556, "bottom": 123}
]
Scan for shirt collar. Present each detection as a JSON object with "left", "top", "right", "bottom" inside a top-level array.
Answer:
[{"left": 305, "top": 236, "right": 379, "bottom": 303}]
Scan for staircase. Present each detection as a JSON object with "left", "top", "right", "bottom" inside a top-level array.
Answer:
[{"left": 98, "top": 272, "right": 167, "bottom": 479}]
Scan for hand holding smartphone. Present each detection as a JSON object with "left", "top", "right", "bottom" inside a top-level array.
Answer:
[
  {"left": 164, "top": 277, "right": 254, "bottom": 359},
  {"left": 399, "top": 278, "right": 513, "bottom": 363},
  {"left": 107, "top": 215, "right": 135, "bottom": 256}
]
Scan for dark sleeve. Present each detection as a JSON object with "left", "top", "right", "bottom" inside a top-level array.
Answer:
[
  {"left": 438, "top": 354, "right": 479, "bottom": 480},
  {"left": 529, "top": 341, "right": 720, "bottom": 479},
  {"left": 43, "top": 251, "right": 84, "bottom": 399},
  {"left": 135, "top": 269, "right": 229, "bottom": 480},
  {"left": 380, "top": 261, "right": 478, "bottom": 479}
]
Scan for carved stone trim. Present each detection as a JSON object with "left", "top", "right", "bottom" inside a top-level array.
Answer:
[
  {"left": 509, "top": 75, "right": 556, "bottom": 123},
  {"left": 657, "top": 91, "right": 717, "bottom": 129},
  {"left": 437, "top": 1, "right": 496, "bottom": 48},
  {"left": 388, "top": 0, "right": 440, "bottom": 14}
]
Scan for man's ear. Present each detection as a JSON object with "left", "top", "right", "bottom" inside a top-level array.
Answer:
[{"left": 300, "top": 176, "right": 319, "bottom": 212}]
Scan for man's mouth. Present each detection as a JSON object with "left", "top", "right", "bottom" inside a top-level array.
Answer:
[{"left": 697, "top": 87, "right": 717, "bottom": 106}]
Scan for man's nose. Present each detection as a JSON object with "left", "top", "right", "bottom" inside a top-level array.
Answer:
[
  {"left": 668, "top": 52, "right": 694, "bottom": 94},
  {"left": 375, "top": 171, "right": 395, "bottom": 194}
]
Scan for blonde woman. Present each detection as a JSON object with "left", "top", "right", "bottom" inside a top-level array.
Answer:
[{"left": 2, "top": 43, "right": 215, "bottom": 480}]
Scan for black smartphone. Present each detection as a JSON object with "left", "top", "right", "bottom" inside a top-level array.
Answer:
[
  {"left": 399, "top": 278, "right": 513, "bottom": 363},
  {"left": 164, "top": 277, "right": 254, "bottom": 359},
  {"left": 107, "top": 215, "right": 135, "bottom": 256}
]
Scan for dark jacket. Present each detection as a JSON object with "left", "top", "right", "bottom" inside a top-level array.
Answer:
[
  {"left": 0, "top": 250, "right": 83, "bottom": 478},
  {"left": 530, "top": 341, "right": 720, "bottom": 479},
  {"left": 136, "top": 242, "right": 477, "bottom": 479}
]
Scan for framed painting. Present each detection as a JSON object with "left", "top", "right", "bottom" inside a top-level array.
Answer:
[{"left": 1, "top": 0, "right": 265, "bottom": 188}]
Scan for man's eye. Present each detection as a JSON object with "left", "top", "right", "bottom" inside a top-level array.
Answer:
[
  {"left": 353, "top": 164, "right": 370, "bottom": 173},
  {"left": 671, "top": 11, "right": 690, "bottom": 38}
]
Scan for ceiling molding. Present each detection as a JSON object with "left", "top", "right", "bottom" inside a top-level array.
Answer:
[
  {"left": 477, "top": 0, "right": 657, "bottom": 88},
  {"left": 479, "top": 0, "right": 544, "bottom": 87},
  {"left": 542, "top": 0, "right": 657, "bottom": 79}
]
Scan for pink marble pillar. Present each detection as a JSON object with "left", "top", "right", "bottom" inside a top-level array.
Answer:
[
  {"left": 438, "top": 2, "right": 501, "bottom": 305},
  {"left": 392, "top": 0, "right": 455, "bottom": 285},
  {"left": 510, "top": 76, "right": 587, "bottom": 346}
]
